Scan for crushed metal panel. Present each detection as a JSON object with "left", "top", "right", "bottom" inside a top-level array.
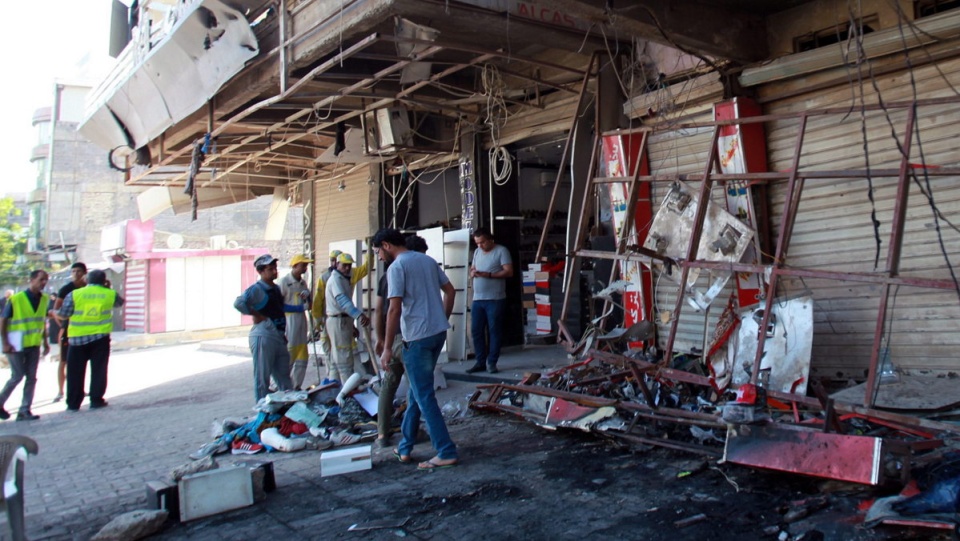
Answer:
[
  {"left": 729, "top": 296, "right": 813, "bottom": 395},
  {"left": 723, "top": 424, "right": 884, "bottom": 485},
  {"left": 80, "top": 0, "right": 259, "bottom": 152},
  {"left": 520, "top": 393, "right": 553, "bottom": 416},
  {"left": 543, "top": 398, "right": 616, "bottom": 431},
  {"left": 642, "top": 182, "right": 754, "bottom": 310}
]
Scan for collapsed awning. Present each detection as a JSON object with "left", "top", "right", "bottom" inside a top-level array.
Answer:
[{"left": 79, "top": 0, "right": 260, "bottom": 155}]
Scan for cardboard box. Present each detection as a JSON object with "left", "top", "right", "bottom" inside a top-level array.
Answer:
[
  {"left": 536, "top": 315, "right": 552, "bottom": 333},
  {"left": 321, "top": 445, "right": 373, "bottom": 477},
  {"left": 534, "top": 294, "right": 550, "bottom": 305}
]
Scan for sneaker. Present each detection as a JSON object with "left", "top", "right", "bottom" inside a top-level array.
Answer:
[
  {"left": 16, "top": 412, "right": 40, "bottom": 422},
  {"left": 231, "top": 440, "right": 264, "bottom": 455},
  {"left": 52, "top": 393, "right": 63, "bottom": 403},
  {"left": 304, "top": 437, "right": 334, "bottom": 451},
  {"left": 90, "top": 400, "right": 109, "bottom": 409},
  {"left": 487, "top": 365, "right": 499, "bottom": 374},
  {"left": 329, "top": 430, "right": 361, "bottom": 446},
  {"left": 465, "top": 364, "right": 486, "bottom": 374},
  {"left": 0, "top": 408, "right": 9, "bottom": 420}
]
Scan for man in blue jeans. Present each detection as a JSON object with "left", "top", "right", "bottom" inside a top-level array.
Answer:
[
  {"left": 467, "top": 227, "right": 513, "bottom": 374},
  {"left": 373, "top": 228, "right": 459, "bottom": 470}
]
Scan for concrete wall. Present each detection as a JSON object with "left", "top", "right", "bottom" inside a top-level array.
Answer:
[{"left": 766, "top": 0, "right": 913, "bottom": 58}]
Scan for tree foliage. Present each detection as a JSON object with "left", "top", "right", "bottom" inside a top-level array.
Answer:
[{"left": 0, "top": 197, "right": 28, "bottom": 287}]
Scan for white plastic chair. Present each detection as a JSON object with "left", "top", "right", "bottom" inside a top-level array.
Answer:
[{"left": 0, "top": 436, "right": 39, "bottom": 541}]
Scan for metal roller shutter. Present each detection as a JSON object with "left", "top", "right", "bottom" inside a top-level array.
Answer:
[
  {"left": 762, "top": 55, "right": 960, "bottom": 379},
  {"left": 123, "top": 259, "right": 147, "bottom": 333},
  {"left": 313, "top": 169, "right": 378, "bottom": 254},
  {"left": 645, "top": 117, "right": 738, "bottom": 353}
]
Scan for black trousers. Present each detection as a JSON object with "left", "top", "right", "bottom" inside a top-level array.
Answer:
[{"left": 66, "top": 336, "right": 110, "bottom": 410}]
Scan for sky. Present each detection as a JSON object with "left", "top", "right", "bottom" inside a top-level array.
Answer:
[{"left": 0, "top": 1, "right": 113, "bottom": 196}]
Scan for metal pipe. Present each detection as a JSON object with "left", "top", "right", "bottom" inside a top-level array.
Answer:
[
  {"left": 749, "top": 114, "right": 808, "bottom": 385},
  {"left": 865, "top": 107, "right": 917, "bottom": 408},
  {"left": 279, "top": 0, "right": 288, "bottom": 94},
  {"left": 664, "top": 126, "right": 722, "bottom": 362},
  {"left": 537, "top": 52, "right": 597, "bottom": 261}
]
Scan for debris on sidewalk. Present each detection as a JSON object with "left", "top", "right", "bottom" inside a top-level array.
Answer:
[
  {"left": 348, "top": 517, "right": 410, "bottom": 532},
  {"left": 91, "top": 509, "right": 168, "bottom": 541},
  {"left": 187, "top": 379, "right": 397, "bottom": 460}
]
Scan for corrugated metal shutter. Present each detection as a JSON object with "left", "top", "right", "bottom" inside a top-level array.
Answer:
[
  {"left": 124, "top": 259, "right": 147, "bottom": 332},
  {"left": 761, "top": 55, "right": 960, "bottom": 379},
  {"left": 644, "top": 115, "right": 738, "bottom": 353},
  {"left": 621, "top": 76, "right": 729, "bottom": 353},
  {"left": 313, "top": 169, "right": 377, "bottom": 254},
  {"left": 495, "top": 93, "right": 580, "bottom": 147}
]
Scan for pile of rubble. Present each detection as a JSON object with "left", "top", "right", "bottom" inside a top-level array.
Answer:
[
  {"left": 189, "top": 377, "right": 396, "bottom": 460},
  {"left": 470, "top": 347, "right": 960, "bottom": 533}
]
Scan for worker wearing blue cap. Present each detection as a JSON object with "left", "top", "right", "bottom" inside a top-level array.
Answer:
[{"left": 234, "top": 254, "right": 293, "bottom": 401}]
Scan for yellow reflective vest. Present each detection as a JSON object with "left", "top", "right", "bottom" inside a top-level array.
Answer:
[
  {"left": 68, "top": 286, "right": 117, "bottom": 337},
  {"left": 8, "top": 291, "right": 49, "bottom": 349}
]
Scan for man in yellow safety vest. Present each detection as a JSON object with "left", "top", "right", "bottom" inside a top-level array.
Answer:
[
  {"left": 57, "top": 269, "right": 124, "bottom": 412},
  {"left": 0, "top": 270, "right": 50, "bottom": 421}
]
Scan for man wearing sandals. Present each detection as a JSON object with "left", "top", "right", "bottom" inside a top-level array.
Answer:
[{"left": 373, "top": 228, "right": 459, "bottom": 470}]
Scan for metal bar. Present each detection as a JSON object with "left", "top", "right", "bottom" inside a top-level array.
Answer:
[
  {"left": 130, "top": 33, "right": 382, "bottom": 184},
  {"left": 576, "top": 248, "right": 674, "bottom": 266},
  {"left": 664, "top": 125, "right": 722, "bottom": 362},
  {"left": 604, "top": 95, "right": 960, "bottom": 135},
  {"left": 195, "top": 48, "right": 497, "bottom": 188},
  {"left": 684, "top": 260, "right": 960, "bottom": 290},
  {"left": 485, "top": 382, "right": 722, "bottom": 422},
  {"left": 493, "top": 67, "right": 580, "bottom": 94},
  {"left": 628, "top": 411, "right": 727, "bottom": 429},
  {"left": 749, "top": 114, "right": 808, "bottom": 385},
  {"left": 537, "top": 52, "right": 597, "bottom": 261},
  {"left": 279, "top": 0, "right": 288, "bottom": 93},
  {"left": 629, "top": 364, "right": 658, "bottom": 410},
  {"left": 598, "top": 131, "right": 650, "bottom": 327},
  {"left": 833, "top": 402, "right": 960, "bottom": 434},
  {"left": 379, "top": 35, "right": 586, "bottom": 76},
  {"left": 559, "top": 133, "right": 600, "bottom": 325},
  {"left": 215, "top": 43, "right": 444, "bottom": 158},
  {"left": 611, "top": 432, "right": 723, "bottom": 457},
  {"left": 865, "top": 107, "right": 917, "bottom": 407},
  {"left": 590, "top": 349, "right": 823, "bottom": 408},
  {"left": 591, "top": 167, "right": 960, "bottom": 182}
]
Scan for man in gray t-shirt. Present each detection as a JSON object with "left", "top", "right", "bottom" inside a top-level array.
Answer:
[
  {"left": 374, "top": 228, "right": 458, "bottom": 470},
  {"left": 467, "top": 227, "right": 513, "bottom": 374}
]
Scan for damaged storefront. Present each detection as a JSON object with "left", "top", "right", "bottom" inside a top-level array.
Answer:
[{"left": 73, "top": 0, "right": 960, "bottom": 535}]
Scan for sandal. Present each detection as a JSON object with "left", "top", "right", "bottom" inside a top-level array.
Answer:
[
  {"left": 393, "top": 449, "right": 412, "bottom": 464},
  {"left": 417, "top": 457, "right": 459, "bottom": 471}
]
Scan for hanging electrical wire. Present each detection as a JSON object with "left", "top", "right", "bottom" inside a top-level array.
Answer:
[{"left": 489, "top": 145, "right": 512, "bottom": 186}]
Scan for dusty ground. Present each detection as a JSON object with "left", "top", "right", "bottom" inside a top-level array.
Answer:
[
  {"left": 2, "top": 342, "right": 951, "bottom": 540},
  {"left": 157, "top": 413, "right": 944, "bottom": 541}
]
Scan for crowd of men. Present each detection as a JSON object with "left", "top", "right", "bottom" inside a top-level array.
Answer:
[
  {"left": 233, "top": 227, "right": 513, "bottom": 469},
  {"left": 0, "top": 228, "right": 507, "bottom": 472},
  {"left": 0, "top": 263, "right": 123, "bottom": 420}
]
